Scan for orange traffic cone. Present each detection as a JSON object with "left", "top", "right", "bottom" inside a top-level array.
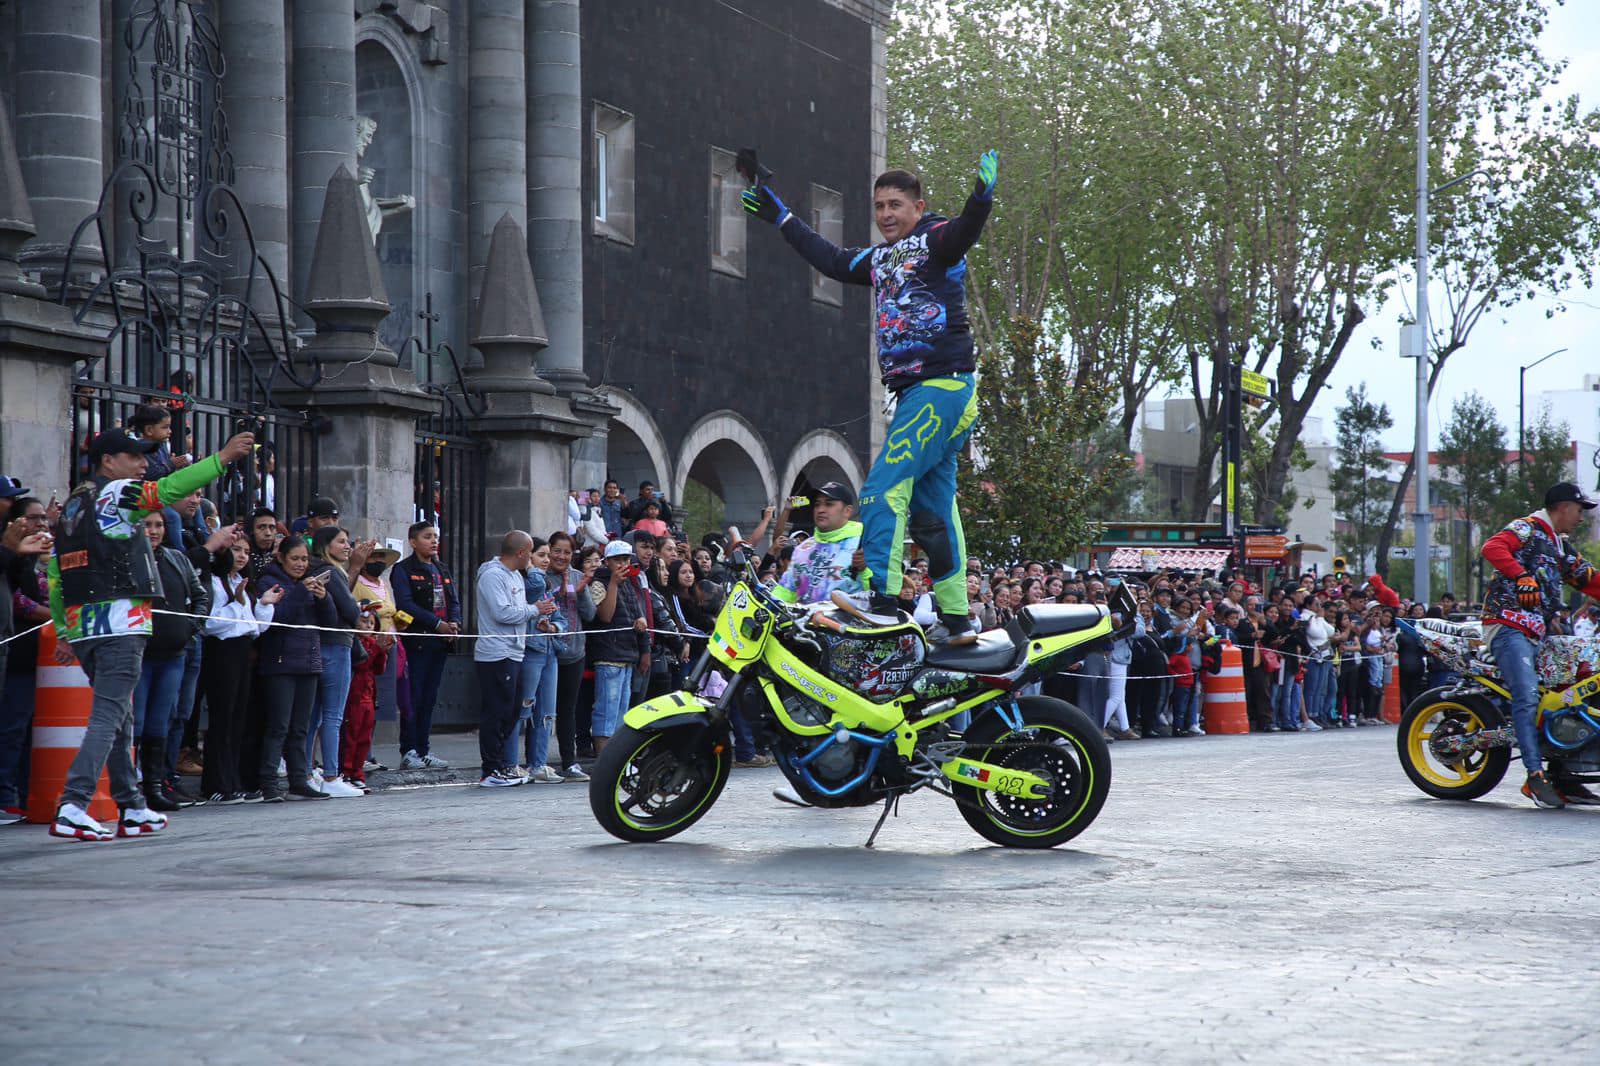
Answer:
[
  {"left": 1203, "top": 642, "right": 1250, "bottom": 735},
  {"left": 26, "top": 627, "right": 117, "bottom": 825},
  {"left": 1382, "top": 662, "right": 1402, "bottom": 724}
]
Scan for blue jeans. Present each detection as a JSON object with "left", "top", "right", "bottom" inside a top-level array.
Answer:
[
  {"left": 509, "top": 645, "right": 559, "bottom": 769},
  {"left": 1490, "top": 627, "right": 1544, "bottom": 774},
  {"left": 1302, "top": 659, "right": 1332, "bottom": 723},
  {"left": 134, "top": 652, "right": 187, "bottom": 741},
  {"left": 1274, "top": 677, "right": 1303, "bottom": 727},
  {"left": 0, "top": 667, "right": 36, "bottom": 808},
  {"left": 167, "top": 633, "right": 203, "bottom": 766},
  {"left": 308, "top": 646, "right": 353, "bottom": 775},
  {"left": 401, "top": 648, "right": 448, "bottom": 757},
  {"left": 591, "top": 663, "right": 634, "bottom": 739},
  {"left": 1169, "top": 685, "right": 1199, "bottom": 731}
]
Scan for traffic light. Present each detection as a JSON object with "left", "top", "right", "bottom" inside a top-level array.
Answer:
[{"left": 1333, "top": 555, "right": 1348, "bottom": 580}]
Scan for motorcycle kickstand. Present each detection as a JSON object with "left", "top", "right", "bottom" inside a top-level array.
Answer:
[{"left": 864, "top": 792, "right": 900, "bottom": 850}]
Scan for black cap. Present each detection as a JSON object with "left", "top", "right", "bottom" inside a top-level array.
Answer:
[
  {"left": 88, "top": 428, "right": 160, "bottom": 462},
  {"left": 1545, "top": 482, "right": 1598, "bottom": 511},
  {"left": 814, "top": 481, "right": 856, "bottom": 507},
  {"left": 308, "top": 496, "right": 340, "bottom": 518}
]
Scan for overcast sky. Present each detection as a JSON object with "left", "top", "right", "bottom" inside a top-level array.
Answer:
[{"left": 1312, "top": 0, "right": 1600, "bottom": 451}]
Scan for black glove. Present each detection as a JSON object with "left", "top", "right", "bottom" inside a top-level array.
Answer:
[{"left": 740, "top": 184, "right": 791, "bottom": 226}]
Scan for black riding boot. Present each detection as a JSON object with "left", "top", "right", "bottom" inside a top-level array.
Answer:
[{"left": 140, "top": 738, "right": 181, "bottom": 813}]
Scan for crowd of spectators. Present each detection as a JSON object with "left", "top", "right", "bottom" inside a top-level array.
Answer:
[{"left": 3, "top": 421, "right": 1568, "bottom": 832}]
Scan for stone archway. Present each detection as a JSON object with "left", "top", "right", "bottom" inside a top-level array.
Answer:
[
  {"left": 780, "top": 428, "right": 867, "bottom": 499},
  {"left": 603, "top": 388, "right": 672, "bottom": 495},
  {"left": 673, "top": 411, "right": 779, "bottom": 541}
]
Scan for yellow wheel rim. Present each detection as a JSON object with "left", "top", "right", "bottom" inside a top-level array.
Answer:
[{"left": 1406, "top": 702, "right": 1490, "bottom": 789}]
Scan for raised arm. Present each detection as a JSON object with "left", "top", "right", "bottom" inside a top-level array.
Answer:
[{"left": 743, "top": 184, "right": 873, "bottom": 285}]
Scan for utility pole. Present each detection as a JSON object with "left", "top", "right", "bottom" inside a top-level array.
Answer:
[
  {"left": 1412, "top": 0, "right": 1432, "bottom": 603},
  {"left": 1224, "top": 360, "right": 1242, "bottom": 564}
]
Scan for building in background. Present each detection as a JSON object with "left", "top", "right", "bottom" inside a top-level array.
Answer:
[{"left": 0, "top": 0, "right": 885, "bottom": 558}]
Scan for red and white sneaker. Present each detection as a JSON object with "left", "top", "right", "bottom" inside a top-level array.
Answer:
[
  {"left": 0, "top": 806, "right": 26, "bottom": 826},
  {"left": 116, "top": 806, "right": 169, "bottom": 838},
  {"left": 50, "top": 803, "right": 115, "bottom": 841}
]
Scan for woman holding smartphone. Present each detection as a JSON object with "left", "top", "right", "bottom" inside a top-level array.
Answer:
[{"left": 254, "top": 538, "right": 338, "bottom": 801}]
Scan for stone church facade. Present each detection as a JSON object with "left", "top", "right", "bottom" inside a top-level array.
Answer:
[{"left": 0, "top": 0, "right": 887, "bottom": 566}]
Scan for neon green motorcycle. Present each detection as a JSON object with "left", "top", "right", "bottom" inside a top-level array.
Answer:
[{"left": 589, "top": 551, "right": 1132, "bottom": 848}]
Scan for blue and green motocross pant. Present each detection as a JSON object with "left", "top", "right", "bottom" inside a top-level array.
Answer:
[{"left": 858, "top": 374, "right": 977, "bottom": 616}]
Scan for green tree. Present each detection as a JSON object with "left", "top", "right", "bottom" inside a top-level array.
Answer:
[
  {"left": 1491, "top": 410, "right": 1573, "bottom": 528},
  {"left": 1435, "top": 392, "right": 1508, "bottom": 599},
  {"left": 1329, "top": 384, "right": 1395, "bottom": 569},
  {"left": 957, "top": 316, "right": 1130, "bottom": 562}
]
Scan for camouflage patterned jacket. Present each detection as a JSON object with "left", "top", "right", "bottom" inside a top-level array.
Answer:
[{"left": 1480, "top": 509, "right": 1600, "bottom": 639}]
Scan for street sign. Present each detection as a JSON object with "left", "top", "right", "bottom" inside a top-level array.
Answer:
[
  {"left": 1244, "top": 534, "right": 1289, "bottom": 560},
  {"left": 1239, "top": 368, "right": 1272, "bottom": 399},
  {"left": 1242, "top": 524, "right": 1285, "bottom": 536},
  {"left": 1390, "top": 545, "right": 1450, "bottom": 560}
]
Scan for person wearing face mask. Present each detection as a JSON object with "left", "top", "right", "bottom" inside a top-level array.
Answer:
[{"left": 350, "top": 542, "right": 401, "bottom": 775}]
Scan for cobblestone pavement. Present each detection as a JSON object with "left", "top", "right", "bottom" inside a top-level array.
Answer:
[{"left": 4, "top": 727, "right": 1597, "bottom": 1064}]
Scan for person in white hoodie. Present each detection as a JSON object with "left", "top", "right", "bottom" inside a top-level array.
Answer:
[
  {"left": 473, "top": 531, "right": 541, "bottom": 788},
  {"left": 202, "top": 538, "right": 283, "bottom": 803},
  {"left": 1302, "top": 598, "right": 1336, "bottom": 727}
]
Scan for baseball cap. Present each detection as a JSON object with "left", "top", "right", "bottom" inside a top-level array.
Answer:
[
  {"left": 308, "top": 496, "right": 339, "bottom": 518},
  {"left": 0, "top": 476, "right": 28, "bottom": 500},
  {"left": 88, "top": 428, "right": 160, "bottom": 462},
  {"left": 1545, "top": 482, "right": 1598, "bottom": 510},
  {"left": 814, "top": 481, "right": 857, "bottom": 507},
  {"left": 603, "top": 540, "right": 634, "bottom": 559}
]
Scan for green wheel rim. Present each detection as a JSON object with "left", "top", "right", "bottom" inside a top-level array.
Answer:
[
  {"left": 975, "top": 724, "right": 1095, "bottom": 838},
  {"left": 611, "top": 733, "right": 726, "bottom": 833}
]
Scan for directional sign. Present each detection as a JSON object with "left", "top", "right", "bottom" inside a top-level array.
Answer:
[
  {"left": 1391, "top": 545, "right": 1451, "bottom": 560},
  {"left": 1244, "top": 534, "right": 1289, "bottom": 560},
  {"left": 1239, "top": 368, "right": 1272, "bottom": 399}
]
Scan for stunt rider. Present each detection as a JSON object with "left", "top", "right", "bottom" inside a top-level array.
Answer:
[
  {"left": 1479, "top": 481, "right": 1600, "bottom": 809},
  {"left": 743, "top": 150, "right": 998, "bottom": 643}
]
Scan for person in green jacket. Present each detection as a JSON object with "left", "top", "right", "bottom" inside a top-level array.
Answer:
[{"left": 47, "top": 426, "right": 255, "bottom": 841}]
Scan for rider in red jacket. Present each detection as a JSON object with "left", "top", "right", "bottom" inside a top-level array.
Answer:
[{"left": 1479, "top": 482, "right": 1600, "bottom": 808}]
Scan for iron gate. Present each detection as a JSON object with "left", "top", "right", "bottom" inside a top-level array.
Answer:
[
  {"left": 57, "top": 0, "right": 321, "bottom": 519},
  {"left": 406, "top": 294, "right": 487, "bottom": 624}
]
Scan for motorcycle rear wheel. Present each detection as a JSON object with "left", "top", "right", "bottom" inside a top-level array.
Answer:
[
  {"left": 953, "top": 695, "right": 1111, "bottom": 849},
  {"left": 589, "top": 724, "right": 732, "bottom": 842},
  {"left": 1396, "top": 690, "right": 1511, "bottom": 800}
]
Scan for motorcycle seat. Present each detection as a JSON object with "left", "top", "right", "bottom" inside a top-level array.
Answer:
[
  {"left": 923, "top": 629, "right": 1020, "bottom": 674},
  {"left": 1018, "top": 603, "right": 1106, "bottom": 639}
]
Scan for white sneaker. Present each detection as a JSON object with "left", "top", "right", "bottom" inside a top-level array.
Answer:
[
  {"left": 479, "top": 770, "right": 521, "bottom": 788},
  {"left": 511, "top": 765, "right": 531, "bottom": 780},
  {"left": 311, "top": 767, "right": 325, "bottom": 782},
  {"left": 50, "top": 803, "right": 114, "bottom": 841},
  {"left": 530, "top": 765, "right": 564, "bottom": 783},
  {"left": 420, "top": 753, "right": 449, "bottom": 770},
  {"left": 321, "top": 776, "right": 365, "bottom": 798},
  {"left": 1187, "top": 725, "right": 1206, "bottom": 736},
  {"left": 117, "top": 806, "right": 169, "bottom": 838},
  {"left": 561, "top": 764, "right": 590, "bottom": 782},
  {"left": 1303, "top": 720, "right": 1323, "bottom": 732},
  {"left": 399, "top": 750, "right": 426, "bottom": 770}
]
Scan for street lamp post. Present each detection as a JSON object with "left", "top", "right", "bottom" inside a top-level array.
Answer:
[
  {"left": 1518, "top": 347, "right": 1570, "bottom": 473},
  {"left": 1412, "top": 0, "right": 1431, "bottom": 604}
]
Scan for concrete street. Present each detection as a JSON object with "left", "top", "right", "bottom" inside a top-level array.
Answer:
[{"left": 3, "top": 726, "right": 1595, "bottom": 1064}]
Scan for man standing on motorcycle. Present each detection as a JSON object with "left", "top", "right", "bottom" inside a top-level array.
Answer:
[
  {"left": 1479, "top": 481, "right": 1600, "bottom": 808},
  {"left": 743, "top": 150, "right": 997, "bottom": 643}
]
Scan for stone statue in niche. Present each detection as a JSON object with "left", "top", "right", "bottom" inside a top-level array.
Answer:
[{"left": 355, "top": 115, "right": 415, "bottom": 244}]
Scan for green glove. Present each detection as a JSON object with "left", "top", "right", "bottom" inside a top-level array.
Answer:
[
  {"left": 741, "top": 185, "right": 791, "bottom": 226},
  {"left": 974, "top": 149, "right": 998, "bottom": 200}
]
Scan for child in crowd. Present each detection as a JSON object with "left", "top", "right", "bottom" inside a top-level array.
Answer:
[{"left": 340, "top": 607, "right": 391, "bottom": 791}]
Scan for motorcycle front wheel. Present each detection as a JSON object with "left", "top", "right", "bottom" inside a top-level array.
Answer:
[
  {"left": 953, "top": 695, "right": 1111, "bottom": 849},
  {"left": 589, "top": 724, "right": 732, "bottom": 842},
  {"left": 1396, "top": 689, "right": 1511, "bottom": 800}
]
